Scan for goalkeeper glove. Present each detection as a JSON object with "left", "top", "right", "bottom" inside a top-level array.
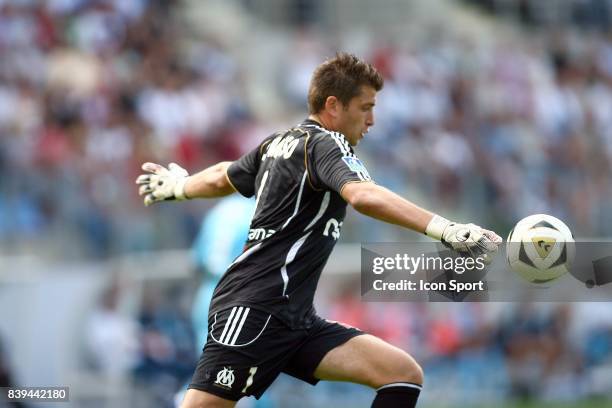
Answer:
[
  {"left": 135, "top": 162, "right": 190, "bottom": 206},
  {"left": 425, "top": 215, "right": 502, "bottom": 262}
]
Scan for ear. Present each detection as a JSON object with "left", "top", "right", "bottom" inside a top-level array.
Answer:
[{"left": 324, "top": 96, "right": 340, "bottom": 118}]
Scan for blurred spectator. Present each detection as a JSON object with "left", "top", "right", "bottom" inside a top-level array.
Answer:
[
  {"left": 134, "top": 284, "right": 196, "bottom": 406},
  {"left": 85, "top": 283, "right": 140, "bottom": 377}
]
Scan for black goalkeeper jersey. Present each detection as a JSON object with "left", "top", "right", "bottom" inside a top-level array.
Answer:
[{"left": 209, "top": 119, "right": 373, "bottom": 329}]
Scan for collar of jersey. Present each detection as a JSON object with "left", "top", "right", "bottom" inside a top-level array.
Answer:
[
  {"left": 301, "top": 118, "right": 324, "bottom": 128},
  {"left": 300, "top": 119, "right": 348, "bottom": 140},
  {"left": 299, "top": 119, "right": 352, "bottom": 148}
]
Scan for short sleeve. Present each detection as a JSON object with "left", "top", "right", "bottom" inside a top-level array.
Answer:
[
  {"left": 227, "top": 145, "right": 262, "bottom": 198},
  {"left": 309, "top": 132, "right": 373, "bottom": 193}
]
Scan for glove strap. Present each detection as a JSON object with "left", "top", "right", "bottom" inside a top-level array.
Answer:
[
  {"left": 425, "top": 215, "right": 451, "bottom": 241},
  {"left": 173, "top": 177, "right": 189, "bottom": 200}
]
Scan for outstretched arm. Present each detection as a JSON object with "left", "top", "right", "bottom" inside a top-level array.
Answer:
[
  {"left": 341, "top": 181, "right": 434, "bottom": 233},
  {"left": 184, "top": 162, "right": 235, "bottom": 199},
  {"left": 341, "top": 181, "right": 502, "bottom": 257},
  {"left": 136, "top": 161, "right": 235, "bottom": 206}
]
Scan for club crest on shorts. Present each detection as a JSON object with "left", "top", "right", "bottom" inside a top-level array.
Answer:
[{"left": 214, "top": 367, "right": 235, "bottom": 389}]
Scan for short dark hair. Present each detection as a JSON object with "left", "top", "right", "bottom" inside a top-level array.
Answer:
[{"left": 307, "top": 52, "right": 384, "bottom": 114}]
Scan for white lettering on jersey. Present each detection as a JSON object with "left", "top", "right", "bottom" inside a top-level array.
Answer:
[
  {"left": 323, "top": 218, "right": 343, "bottom": 240},
  {"left": 262, "top": 135, "right": 299, "bottom": 160},
  {"left": 248, "top": 228, "right": 276, "bottom": 241}
]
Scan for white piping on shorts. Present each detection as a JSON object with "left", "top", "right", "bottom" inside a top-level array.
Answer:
[{"left": 210, "top": 309, "right": 272, "bottom": 347}]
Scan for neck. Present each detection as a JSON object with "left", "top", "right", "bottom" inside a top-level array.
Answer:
[{"left": 308, "top": 113, "right": 334, "bottom": 131}]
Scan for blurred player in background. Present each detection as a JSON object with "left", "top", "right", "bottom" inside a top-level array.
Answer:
[{"left": 136, "top": 52, "right": 502, "bottom": 408}]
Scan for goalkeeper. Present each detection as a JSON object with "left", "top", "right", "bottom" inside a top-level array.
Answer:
[{"left": 136, "top": 52, "right": 501, "bottom": 408}]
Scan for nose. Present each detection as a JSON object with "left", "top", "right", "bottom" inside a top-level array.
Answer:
[{"left": 366, "top": 111, "right": 374, "bottom": 127}]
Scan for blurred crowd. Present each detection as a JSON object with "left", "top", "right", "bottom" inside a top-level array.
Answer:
[
  {"left": 0, "top": 0, "right": 263, "bottom": 258},
  {"left": 2, "top": 0, "right": 612, "bottom": 260},
  {"left": 363, "top": 31, "right": 612, "bottom": 237},
  {"left": 1, "top": 1, "right": 612, "bottom": 406},
  {"left": 0, "top": 0, "right": 612, "bottom": 257}
]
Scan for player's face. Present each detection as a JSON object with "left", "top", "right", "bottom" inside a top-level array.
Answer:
[{"left": 336, "top": 86, "right": 376, "bottom": 146}]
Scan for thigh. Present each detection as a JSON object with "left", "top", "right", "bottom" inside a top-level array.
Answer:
[
  {"left": 180, "top": 388, "right": 236, "bottom": 408},
  {"left": 313, "top": 333, "right": 420, "bottom": 388},
  {"left": 189, "top": 306, "right": 297, "bottom": 401},
  {"left": 282, "top": 318, "right": 364, "bottom": 385}
]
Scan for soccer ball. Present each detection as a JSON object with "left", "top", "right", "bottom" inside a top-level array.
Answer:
[{"left": 506, "top": 214, "right": 575, "bottom": 284}]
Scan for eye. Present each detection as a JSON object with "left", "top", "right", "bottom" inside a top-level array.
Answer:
[{"left": 361, "top": 104, "right": 374, "bottom": 112}]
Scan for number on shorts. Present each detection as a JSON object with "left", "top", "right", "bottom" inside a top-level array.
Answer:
[{"left": 242, "top": 366, "right": 258, "bottom": 393}]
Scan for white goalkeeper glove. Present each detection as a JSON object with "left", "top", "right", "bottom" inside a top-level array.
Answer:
[
  {"left": 425, "top": 215, "right": 502, "bottom": 263},
  {"left": 135, "top": 162, "right": 190, "bottom": 206}
]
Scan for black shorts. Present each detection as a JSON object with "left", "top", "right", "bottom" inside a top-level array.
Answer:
[{"left": 187, "top": 306, "right": 364, "bottom": 401}]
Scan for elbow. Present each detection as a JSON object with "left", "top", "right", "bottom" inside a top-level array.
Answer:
[
  {"left": 212, "top": 176, "right": 230, "bottom": 191},
  {"left": 342, "top": 181, "right": 380, "bottom": 214},
  {"left": 346, "top": 188, "right": 377, "bottom": 214},
  {"left": 352, "top": 196, "right": 376, "bottom": 214},
  {"left": 213, "top": 162, "right": 234, "bottom": 193}
]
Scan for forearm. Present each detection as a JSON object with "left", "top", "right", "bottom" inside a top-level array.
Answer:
[
  {"left": 184, "top": 161, "right": 235, "bottom": 199},
  {"left": 344, "top": 182, "right": 434, "bottom": 234}
]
